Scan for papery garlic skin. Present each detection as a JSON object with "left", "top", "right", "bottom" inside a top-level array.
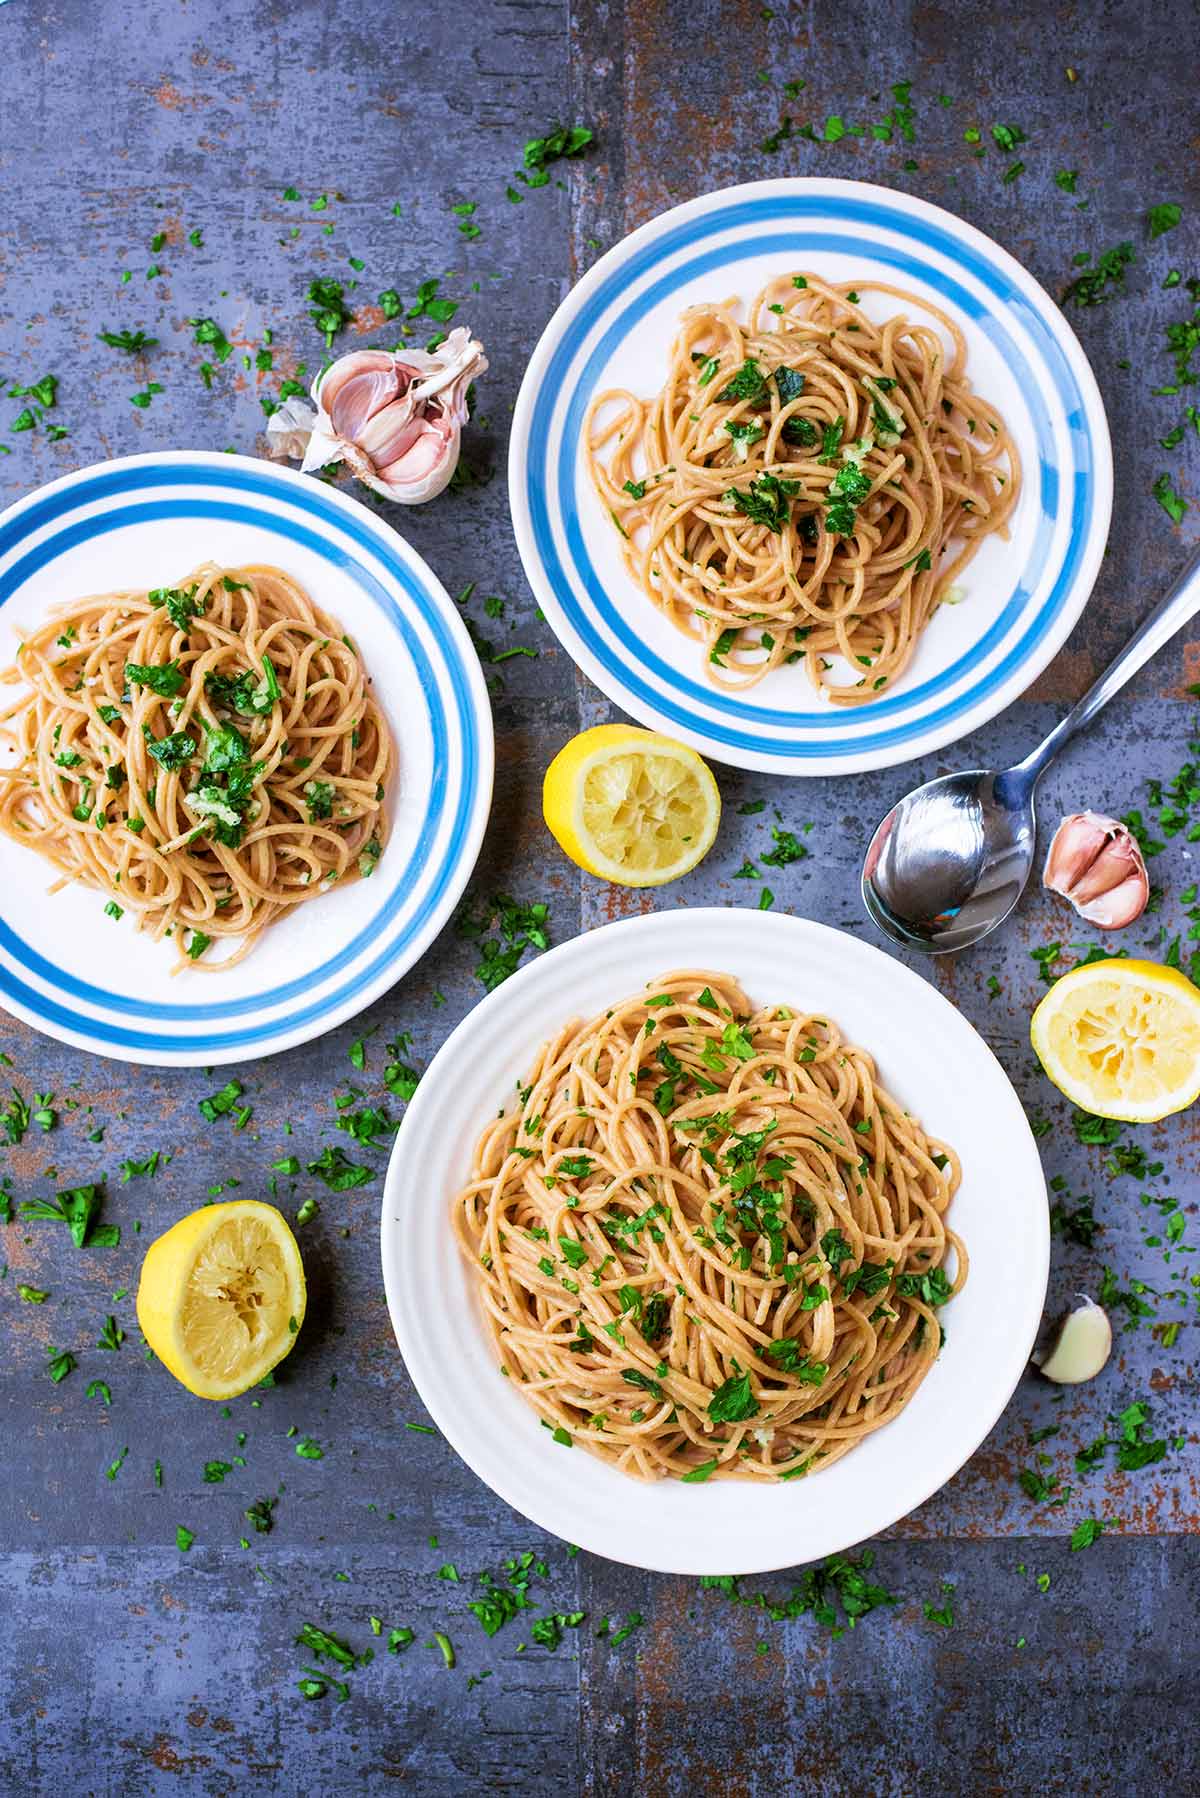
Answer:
[
  {"left": 266, "top": 328, "right": 487, "bottom": 504},
  {"left": 265, "top": 393, "right": 319, "bottom": 462},
  {"left": 1043, "top": 810, "right": 1150, "bottom": 930}
]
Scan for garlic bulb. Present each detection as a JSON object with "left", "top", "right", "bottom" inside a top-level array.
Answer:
[
  {"left": 1043, "top": 810, "right": 1149, "bottom": 930},
  {"left": 1035, "top": 1297, "right": 1113, "bottom": 1385},
  {"left": 267, "top": 327, "right": 487, "bottom": 504}
]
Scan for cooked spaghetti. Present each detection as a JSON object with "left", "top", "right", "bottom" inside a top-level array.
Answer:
[
  {"left": 587, "top": 274, "right": 1019, "bottom": 705},
  {"left": 0, "top": 562, "right": 391, "bottom": 971},
  {"left": 453, "top": 969, "right": 965, "bottom": 1483}
]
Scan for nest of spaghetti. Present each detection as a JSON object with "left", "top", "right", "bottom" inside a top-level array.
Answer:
[
  {"left": 0, "top": 562, "right": 391, "bottom": 971},
  {"left": 453, "top": 970, "right": 965, "bottom": 1483},
  {"left": 587, "top": 272, "right": 1020, "bottom": 706}
]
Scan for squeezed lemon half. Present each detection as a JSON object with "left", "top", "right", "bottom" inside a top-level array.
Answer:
[
  {"left": 542, "top": 724, "right": 721, "bottom": 886},
  {"left": 136, "top": 1200, "right": 306, "bottom": 1399},
  {"left": 1030, "top": 956, "right": 1200, "bottom": 1123}
]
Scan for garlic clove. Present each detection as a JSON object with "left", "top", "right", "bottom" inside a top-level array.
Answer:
[
  {"left": 1044, "top": 812, "right": 1113, "bottom": 893},
  {"left": 382, "top": 421, "right": 453, "bottom": 482},
  {"left": 1043, "top": 811, "right": 1149, "bottom": 930},
  {"left": 267, "top": 329, "right": 487, "bottom": 506},
  {"left": 1035, "top": 1296, "right": 1113, "bottom": 1384},
  {"left": 1074, "top": 872, "right": 1151, "bottom": 930},
  {"left": 320, "top": 352, "right": 401, "bottom": 440},
  {"left": 355, "top": 399, "right": 426, "bottom": 468}
]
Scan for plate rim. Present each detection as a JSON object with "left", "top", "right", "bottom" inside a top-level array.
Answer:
[
  {"left": 508, "top": 174, "right": 1114, "bottom": 776},
  {"left": 380, "top": 906, "right": 1050, "bottom": 1575},
  {"left": 0, "top": 449, "right": 495, "bottom": 1067}
]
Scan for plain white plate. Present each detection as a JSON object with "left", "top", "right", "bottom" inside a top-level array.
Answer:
[
  {"left": 509, "top": 177, "right": 1112, "bottom": 776},
  {"left": 381, "top": 907, "right": 1049, "bottom": 1575},
  {"left": 0, "top": 452, "right": 493, "bottom": 1065}
]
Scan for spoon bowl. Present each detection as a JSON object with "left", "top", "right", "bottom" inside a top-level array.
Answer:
[{"left": 862, "top": 768, "right": 1038, "bottom": 953}]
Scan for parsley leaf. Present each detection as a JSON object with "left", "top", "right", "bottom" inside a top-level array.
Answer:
[
  {"left": 724, "top": 472, "right": 801, "bottom": 534},
  {"left": 1147, "top": 203, "right": 1181, "bottom": 240},
  {"left": 306, "top": 1145, "right": 374, "bottom": 1190},
  {"left": 708, "top": 1367, "right": 760, "bottom": 1424},
  {"left": 1062, "top": 242, "right": 1135, "bottom": 307}
]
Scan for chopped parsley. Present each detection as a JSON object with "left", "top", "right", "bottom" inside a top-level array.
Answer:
[
  {"left": 458, "top": 893, "right": 550, "bottom": 991},
  {"left": 707, "top": 1366, "right": 759, "bottom": 1424},
  {"left": 188, "top": 316, "right": 233, "bottom": 364},
  {"left": 98, "top": 327, "right": 158, "bottom": 354},
  {"left": 1147, "top": 203, "right": 1181, "bottom": 240},
  {"left": 125, "top": 659, "right": 183, "bottom": 698},
  {"left": 20, "top": 1179, "right": 109, "bottom": 1251},
  {"left": 306, "top": 1145, "right": 374, "bottom": 1190},
  {"left": 1062, "top": 242, "right": 1135, "bottom": 307},
  {"left": 1153, "top": 472, "right": 1187, "bottom": 525},
  {"left": 724, "top": 472, "right": 801, "bottom": 534}
]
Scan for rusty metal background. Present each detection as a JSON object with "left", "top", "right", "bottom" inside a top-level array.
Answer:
[{"left": 0, "top": 0, "right": 1197, "bottom": 1790}]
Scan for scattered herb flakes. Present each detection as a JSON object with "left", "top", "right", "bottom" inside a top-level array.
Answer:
[
  {"left": 1062, "top": 242, "right": 1135, "bottom": 308},
  {"left": 97, "top": 1314, "right": 125, "bottom": 1351},
  {"left": 383, "top": 1032, "right": 422, "bottom": 1102},
  {"left": 1018, "top": 1466, "right": 1068, "bottom": 1507},
  {"left": 1069, "top": 1517, "right": 1106, "bottom": 1551},
  {"left": 990, "top": 122, "right": 1026, "bottom": 154},
  {"left": 458, "top": 893, "right": 550, "bottom": 991},
  {"left": 306, "top": 1145, "right": 373, "bottom": 1190},
  {"left": 296, "top": 1621, "right": 356, "bottom": 1670},
  {"left": 104, "top": 1445, "right": 130, "bottom": 1482},
  {"left": 98, "top": 327, "right": 158, "bottom": 354},
  {"left": 1, "top": 1087, "right": 33, "bottom": 1145},
  {"left": 701, "top": 1549, "right": 898, "bottom": 1637},
  {"left": 188, "top": 317, "right": 233, "bottom": 366},
  {"left": 46, "top": 1346, "right": 77, "bottom": 1384},
  {"left": 1071, "top": 1110, "right": 1124, "bottom": 1149},
  {"left": 199, "top": 1078, "right": 244, "bottom": 1124},
  {"left": 1152, "top": 472, "right": 1188, "bottom": 525},
  {"left": 335, "top": 1098, "right": 398, "bottom": 1150},
  {"left": 521, "top": 123, "right": 595, "bottom": 183},
  {"left": 20, "top": 1182, "right": 106, "bottom": 1248},
  {"left": 176, "top": 1524, "right": 196, "bottom": 1553},
  {"left": 245, "top": 1496, "right": 276, "bottom": 1534},
  {"left": 1147, "top": 203, "right": 1182, "bottom": 240},
  {"left": 405, "top": 276, "right": 458, "bottom": 327},
  {"left": 86, "top": 1379, "right": 112, "bottom": 1406}
]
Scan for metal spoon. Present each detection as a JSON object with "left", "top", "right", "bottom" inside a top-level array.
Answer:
[{"left": 862, "top": 544, "right": 1200, "bottom": 954}]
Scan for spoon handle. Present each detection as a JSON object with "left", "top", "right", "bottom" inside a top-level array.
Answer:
[{"left": 1015, "top": 540, "right": 1200, "bottom": 786}]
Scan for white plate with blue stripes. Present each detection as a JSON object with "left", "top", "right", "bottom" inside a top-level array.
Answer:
[
  {"left": 509, "top": 177, "right": 1112, "bottom": 776},
  {"left": 0, "top": 452, "right": 493, "bottom": 1066}
]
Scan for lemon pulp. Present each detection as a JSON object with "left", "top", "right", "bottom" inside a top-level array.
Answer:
[
  {"left": 137, "top": 1200, "right": 305, "bottom": 1399},
  {"left": 543, "top": 724, "right": 720, "bottom": 886},
  {"left": 1031, "top": 958, "right": 1200, "bottom": 1122}
]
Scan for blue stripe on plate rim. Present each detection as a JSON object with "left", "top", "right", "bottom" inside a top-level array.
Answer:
[
  {"left": 0, "top": 455, "right": 489, "bottom": 1055},
  {"left": 521, "top": 186, "right": 1106, "bottom": 758}
]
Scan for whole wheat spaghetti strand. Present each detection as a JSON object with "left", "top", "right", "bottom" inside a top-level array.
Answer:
[
  {"left": 587, "top": 273, "right": 1019, "bottom": 706},
  {"left": 0, "top": 561, "right": 392, "bottom": 971},
  {"left": 453, "top": 969, "right": 965, "bottom": 1483}
]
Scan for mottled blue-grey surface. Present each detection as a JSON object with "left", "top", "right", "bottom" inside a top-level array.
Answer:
[{"left": 1, "top": 0, "right": 1198, "bottom": 1791}]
